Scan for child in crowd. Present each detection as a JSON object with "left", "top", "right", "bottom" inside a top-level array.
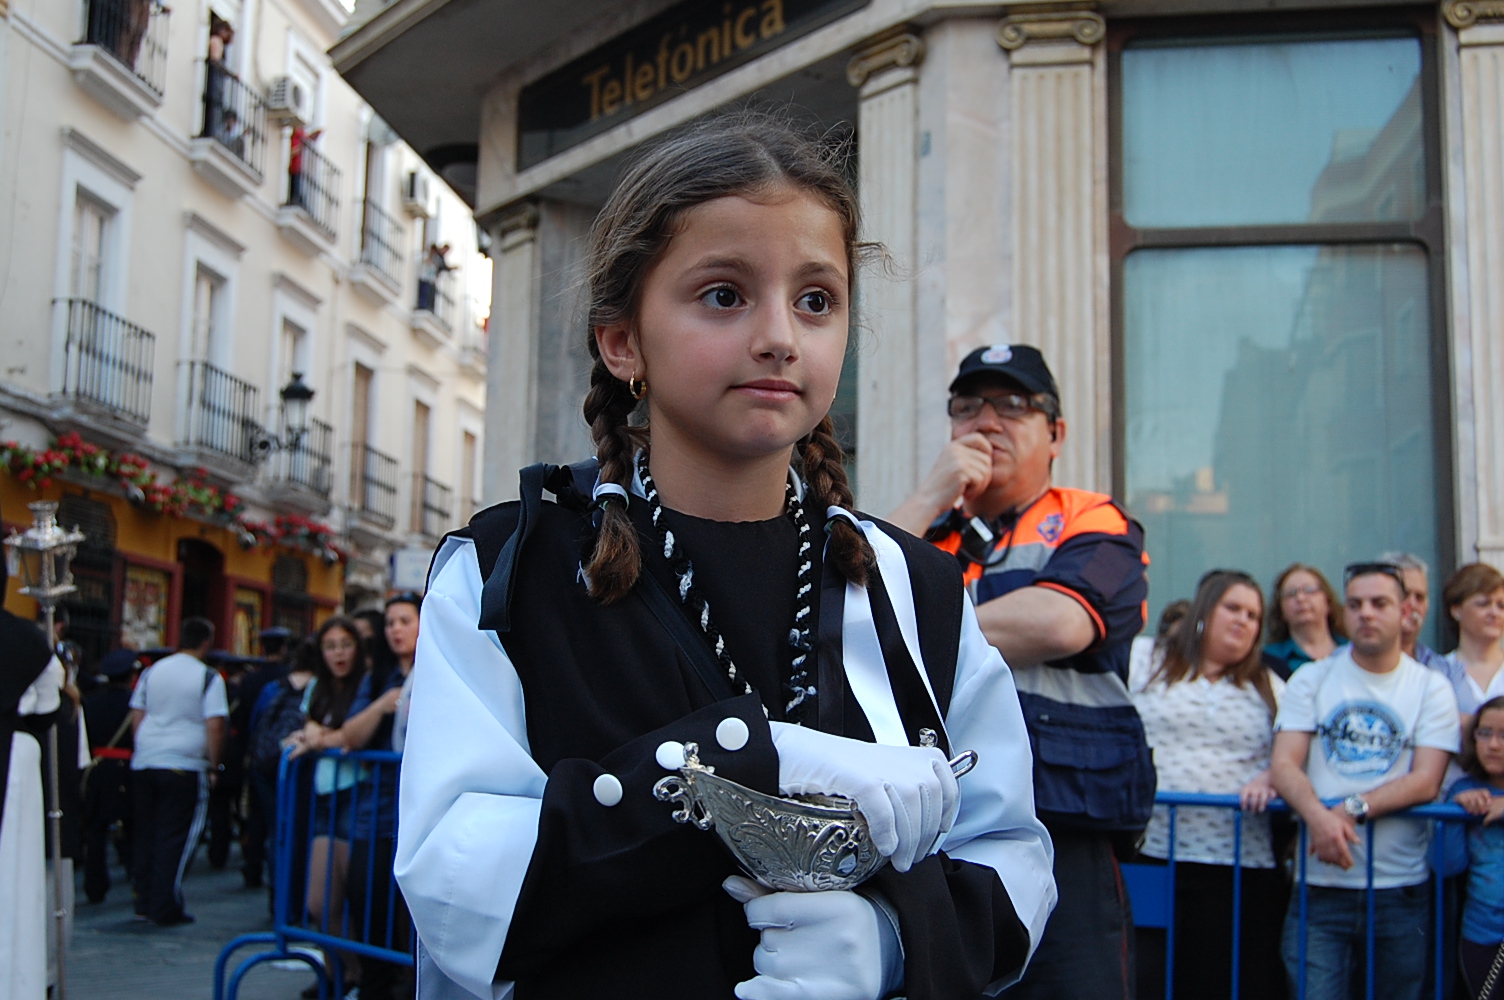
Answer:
[
  {"left": 1452, "top": 694, "right": 1504, "bottom": 998},
  {"left": 395, "top": 111, "right": 1055, "bottom": 1000}
]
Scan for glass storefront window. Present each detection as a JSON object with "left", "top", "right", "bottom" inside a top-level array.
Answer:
[
  {"left": 1122, "top": 36, "right": 1424, "bottom": 228},
  {"left": 1115, "top": 22, "right": 1446, "bottom": 641},
  {"left": 1124, "top": 244, "right": 1438, "bottom": 622}
]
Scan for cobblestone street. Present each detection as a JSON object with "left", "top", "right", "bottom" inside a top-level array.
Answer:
[{"left": 69, "top": 844, "right": 326, "bottom": 1000}]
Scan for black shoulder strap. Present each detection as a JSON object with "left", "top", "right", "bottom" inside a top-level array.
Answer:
[
  {"left": 633, "top": 572, "right": 738, "bottom": 704},
  {"left": 864, "top": 566, "right": 951, "bottom": 756},
  {"left": 477, "top": 459, "right": 600, "bottom": 633}
]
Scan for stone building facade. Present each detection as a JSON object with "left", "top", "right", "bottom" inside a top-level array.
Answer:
[{"left": 333, "top": 0, "right": 1504, "bottom": 638}]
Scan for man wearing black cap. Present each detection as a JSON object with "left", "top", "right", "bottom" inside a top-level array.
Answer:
[
  {"left": 81, "top": 649, "right": 139, "bottom": 902},
  {"left": 892, "top": 344, "right": 1153, "bottom": 999}
]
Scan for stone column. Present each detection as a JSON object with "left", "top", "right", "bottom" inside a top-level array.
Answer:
[
  {"left": 483, "top": 203, "right": 540, "bottom": 503},
  {"left": 1445, "top": 0, "right": 1504, "bottom": 566},
  {"left": 849, "top": 28, "right": 925, "bottom": 516},
  {"left": 997, "top": 6, "right": 1111, "bottom": 493}
]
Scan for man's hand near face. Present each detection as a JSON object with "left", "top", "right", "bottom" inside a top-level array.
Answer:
[{"left": 888, "top": 434, "right": 993, "bottom": 537}]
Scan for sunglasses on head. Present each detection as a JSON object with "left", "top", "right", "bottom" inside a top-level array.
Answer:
[
  {"left": 386, "top": 591, "right": 423, "bottom": 609},
  {"left": 1343, "top": 562, "right": 1407, "bottom": 591}
]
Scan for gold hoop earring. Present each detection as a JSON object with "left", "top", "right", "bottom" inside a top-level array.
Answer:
[{"left": 628, "top": 376, "right": 647, "bottom": 400}]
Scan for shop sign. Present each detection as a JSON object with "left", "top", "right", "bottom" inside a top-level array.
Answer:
[{"left": 517, "top": 0, "right": 869, "bottom": 169}]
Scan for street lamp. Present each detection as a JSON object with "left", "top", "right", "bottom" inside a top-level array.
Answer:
[
  {"left": 251, "top": 372, "right": 317, "bottom": 463},
  {"left": 280, "top": 371, "right": 315, "bottom": 449},
  {"left": 4, "top": 500, "right": 84, "bottom": 1000}
]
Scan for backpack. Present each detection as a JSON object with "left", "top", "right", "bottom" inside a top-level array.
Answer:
[{"left": 248, "top": 679, "right": 313, "bottom": 774}]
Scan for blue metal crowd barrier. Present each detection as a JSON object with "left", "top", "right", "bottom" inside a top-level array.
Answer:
[
  {"left": 1121, "top": 791, "right": 1476, "bottom": 1000},
  {"left": 214, "top": 748, "right": 411, "bottom": 1000}
]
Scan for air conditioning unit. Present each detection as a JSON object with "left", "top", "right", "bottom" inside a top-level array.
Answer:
[
  {"left": 265, "top": 76, "right": 309, "bottom": 128},
  {"left": 403, "top": 171, "right": 433, "bottom": 218}
]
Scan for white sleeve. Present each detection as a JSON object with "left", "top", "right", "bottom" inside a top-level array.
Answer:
[
  {"left": 1415, "top": 671, "right": 1462, "bottom": 752},
  {"left": 1273, "top": 662, "right": 1320, "bottom": 733},
  {"left": 203, "top": 673, "right": 229, "bottom": 719},
  {"left": 129, "top": 668, "right": 149, "bottom": 711},
  {"left": 940, "top": 593, "right": 1058, "bottom": 992},
  {"left": 395, "top": 537, "right": 544, "bottom": 1000},
  {"left": 19, "top": 656, "right": 66, "bottom": 716}
]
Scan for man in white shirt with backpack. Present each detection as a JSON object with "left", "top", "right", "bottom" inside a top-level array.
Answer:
[
  {"left": 1271, "top": 561, "right": 1461, "bottom": 1000},
  {"left": 129, "top": 617, "right": 228, "bottom": 926}
]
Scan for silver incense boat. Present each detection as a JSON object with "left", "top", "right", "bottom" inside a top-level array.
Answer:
[{"left": 652, "top": 735, "right": 977, "bottom": 892}]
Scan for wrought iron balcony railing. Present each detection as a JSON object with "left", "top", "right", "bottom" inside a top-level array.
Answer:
[
  {"left": 270, "top": 416, "right": 333, "bottom": 496},
  {"left": 353, "top": 444, "right": 399, "bottom": 529},
  {"left": 58, "top": 298, "right": 155, "bottom": 426},
  {"left": 359, "top": 198, "right": 403, "bottom": 283},
  {"left": 412, "top": 473, "right": 452, "bottom": 540},
  {"left": 415, "top": 266, "right": 456, "bottom": 331},
  {"left": 199, "top": 63, "right": 267, "bottom": 174},
  {"left": 83, "top": 0, "right": 170, "bottom": 96},
  {"left": 285, "top": 140, "right": 340, "bottom": 240},
  {"left": 182, "top": 360, "right": 262, "bottom": 463}
]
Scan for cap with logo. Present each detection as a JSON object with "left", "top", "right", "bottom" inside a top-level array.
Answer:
[{"left": 949, "top": 344, "right": 1060, "bottom": 400}]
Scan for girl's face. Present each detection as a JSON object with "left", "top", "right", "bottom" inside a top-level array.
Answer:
[
  {"left": 1203, "top": 584, "right": 1263, "bottom": 669},
  {"left": 385, "top": 602, "right": 420, "bottom": 659},
  {"left": 1475, "top": 708, "right": 1504, "bottom": 777},
  {"left": 600, "top": 187, "right": 849, "bottom": 465},
  {"left": 1455, "top": 587, "right": 1504, "bottom": 645},
  {"left": 320, "top": 626, "right": 359, "bottom": 679},
  {"left": 1280, "top": 570, "right": 1328, "bottom": 630}
]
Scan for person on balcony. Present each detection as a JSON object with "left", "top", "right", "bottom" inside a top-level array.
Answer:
[
  {"left": 288, "top": 125, "right": 324, "bottom": 214},
  {"left": 417, "top": 243, "right": 451, "bottom": 313},
  {"left": 202, "top": 17, "right": 235, "bottom": 144}
]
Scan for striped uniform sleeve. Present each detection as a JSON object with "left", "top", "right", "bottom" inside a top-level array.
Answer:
[{"left": 1030, "top": 501, "right": 1147, "bottom": 647}]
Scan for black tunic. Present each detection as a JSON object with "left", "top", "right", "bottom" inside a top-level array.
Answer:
[{"left": 456, "top": 489, "right": 1030, "bottom": 1000}]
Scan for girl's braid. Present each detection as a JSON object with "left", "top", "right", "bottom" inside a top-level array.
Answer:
[
  {"left": 582, "top": 358, "right": 643, "bottom": 602},
  {"left": 800, "top": 415, "right": 873, "bottom": 586}
]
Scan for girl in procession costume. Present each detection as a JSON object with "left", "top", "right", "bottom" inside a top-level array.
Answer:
[{"left": 397, "top": 112, "right": 1055, "bottom": 1000}]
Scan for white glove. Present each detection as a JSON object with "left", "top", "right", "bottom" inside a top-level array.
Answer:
[
  {"left": 724, "top": 876, "right": 897, "bottom": 1000},
  {"left": 769, "top": 722, "right": 959, "bottom": 873}
]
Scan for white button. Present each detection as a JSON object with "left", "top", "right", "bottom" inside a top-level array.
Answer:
[
  {"left": 592, "top": 773, "right": 623, "bottom": 807},
  {"left": 716, "top": 717, "right": 750, "bottom": 752},
  {"left": 655, "top": 741, "right": 686, "bottom": 770}
]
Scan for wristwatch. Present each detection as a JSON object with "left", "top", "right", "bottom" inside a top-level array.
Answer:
[{"left": 1343, "top": 794, "right": 1370, "bottom": 824}]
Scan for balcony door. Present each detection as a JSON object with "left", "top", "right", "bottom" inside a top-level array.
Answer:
[
  {"left": 192, "top": 264, "right": 228, "bottom": 366},
  {"left": 350, "top": 362, "right": 373, "bottom": 503},
  {"left": 70, "top": 194, "right": 111, "bottom": 305},
  {"left": 411, "top": 399, "right": 430, "bottom": 533}
]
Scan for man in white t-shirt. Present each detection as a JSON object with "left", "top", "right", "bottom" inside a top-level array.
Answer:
[
  {"left": 1271, "top": 562, "right": 1461, "bottom": 1000},
  {"left": 128, "top": 617, "right": 228, "bottom": 926}
]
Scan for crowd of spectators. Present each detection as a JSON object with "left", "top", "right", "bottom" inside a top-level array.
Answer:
[{"left": 1129, "top": 555, "right": 1504, "bottom": 1000}]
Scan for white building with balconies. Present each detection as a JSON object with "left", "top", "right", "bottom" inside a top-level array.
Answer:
[{"left": 0, "top": 0, "right": 490, "bottom": 654}]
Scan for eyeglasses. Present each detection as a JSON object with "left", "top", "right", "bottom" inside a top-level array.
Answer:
[
  {"left": 321, "top": 639, "right": 357, "bottom": 653},
  {"left": 947, "top": 391, "right": 1058, "bottom": 423},
  {"left": 1475, "top": 728, "right": 1504, "bottom": 744},
  {"left": 1281, "top": 584, "right": 1322, "bottom": 600},
  {"left": 1343, "top": 562, "right": 1408, "bottom": 592}
]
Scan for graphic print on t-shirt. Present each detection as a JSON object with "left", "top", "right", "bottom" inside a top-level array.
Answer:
[{"left": 1318, "top": 700, "right": 1408, "bottom": 778}]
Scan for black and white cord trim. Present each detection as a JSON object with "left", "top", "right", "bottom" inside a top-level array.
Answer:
[{"left": 635, "top": 451, "right": 819, "bottom": 722}]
